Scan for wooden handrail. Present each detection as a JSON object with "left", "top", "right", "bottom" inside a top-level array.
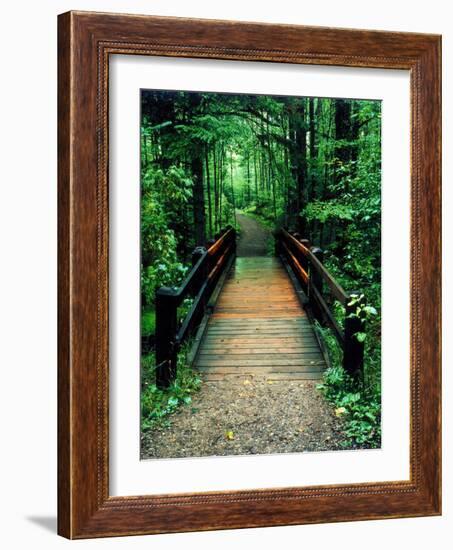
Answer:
[
  {"left": 276, "top": 228, "right": 365, "bottom": 377},
  {"left": 172, "top": 253, "right": 209, "bottom": 306},
  {"left": 282, "top": 230, "right": 348, "bottom": 304},
  {"left": 155, "top": 227, "right": 236, "bottom": 388},
  {"left": 207, "top": 225, "right": 234, "bottom": 257}
]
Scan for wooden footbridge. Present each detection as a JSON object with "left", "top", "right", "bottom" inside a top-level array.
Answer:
[{"left": 154, "top": 226, "right": 365, "bottom": 388}]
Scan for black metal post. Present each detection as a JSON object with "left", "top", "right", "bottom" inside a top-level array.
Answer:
[
  {"left": 299, "top": 238, "right": 310, "bottom": 269},
  {"left": 192, "top": 246, "right": 206, "bottom": 267},
  {"left": 297, "top": 238, "right": 311, "bottom": 294},
  {"left": 309, "top": 246, "right": 324, "bottom": 314},
  {"left": 192, "top": 245, "right": 208, "bottom": 302},
  {"left": 155, "top": 287, "right": 178, "bottom": 389}
]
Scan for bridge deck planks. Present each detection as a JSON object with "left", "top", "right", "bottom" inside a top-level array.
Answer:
[{"left": 194, "top": 257, "right": 327, "bottom": 381}]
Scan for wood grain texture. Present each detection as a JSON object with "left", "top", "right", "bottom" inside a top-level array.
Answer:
[
  {"left": 57, "top": 11, "right": 71, "bottom": 537},
  {"left": 194, "top": 258, "right": 326, "bottom": 380},
  {"left": 58, "top": 10, "right": 441, "bottom": 539}
]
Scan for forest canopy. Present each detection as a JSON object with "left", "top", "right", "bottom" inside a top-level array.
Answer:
[
  {"left": 140, "top": 89, "right": 383, "bottom": 448},
  {"left": 141, "top": 90, "right": 381, "bottom": 398},
  {"left": 141, "top": 91, "right": 380, "bottom": 295}
]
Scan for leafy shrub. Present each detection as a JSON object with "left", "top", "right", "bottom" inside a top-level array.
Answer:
[
  {"left": 141, "top": 307, "right": 156, "bottom": 337},
  {"left": 141, "top": 343, "right": 202, "bottom": 432},
  {"left": 141, "top": 166, "right": 192, "bottom": 307},
  {"left": 315, "top": 323, "right": 381, "bottom": 448}
]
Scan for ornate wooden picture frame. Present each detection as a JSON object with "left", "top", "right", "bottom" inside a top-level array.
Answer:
[{"left": 58, "top": 11, "right": 441, "bottom": 538}]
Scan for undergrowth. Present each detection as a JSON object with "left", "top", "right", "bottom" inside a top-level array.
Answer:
[
  {"left": 315, "top": 322, "right": 381, "bottom": 448},
  {"left": 141, "top": 342, "right": 202, "bottom": 433}
]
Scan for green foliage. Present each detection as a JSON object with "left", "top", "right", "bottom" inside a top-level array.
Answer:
[
  {"left": 141, "top": 307, "right": 156, "bottom": 337},
  {"left": 141, "top": 343, "right": 202, "bottom": 432},
  {"left": 345, "top": 293, "right": 378, "bottom": 344},
  {"left": 140, "top": 90, "right": 382, "bottom": 445},
  {"left": 303, "top": 200, "right": 354, "bottom": 223},
  {"left": 315, "top": 323, "right": 381, "bottom": 447},
  {"left": 243, "top": 203, "right": 275, "bottom": 227},
  {"left": 141, "top": 166, "right": 192, "bottom": 307},
  {"left": 325, "top": 259, "right": 382, "bottom": 392}
]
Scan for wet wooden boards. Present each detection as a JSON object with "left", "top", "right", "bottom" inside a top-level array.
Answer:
[{"left": 194, "top": 257, "right": 327, "bottom": 380}]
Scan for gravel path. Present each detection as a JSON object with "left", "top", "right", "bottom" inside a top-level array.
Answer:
[
  {"left": 141, "top": 377, "right": 348, "bottom": 459},
  {"left": 141, "top": 213, "right": 350, "bottom": 460},
  {"left": 235, "top": 211, "right": 272, "bottom": 256}
]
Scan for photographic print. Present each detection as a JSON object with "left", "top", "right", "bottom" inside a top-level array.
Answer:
[
  {"left": 140, "top": 89, "right": 382, "bottom": 460},
  {"left": 58, "top": 12, "right": 441, "bottom": 537}
]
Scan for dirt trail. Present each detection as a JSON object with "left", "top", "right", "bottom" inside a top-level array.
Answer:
[
  {"left": 140, "top": 213, "right": 357, "bottom": 459},
  {"left": 235, "top": 211, "right": 272, "bottom": 257},
  {"left": 141, "top": 378, "right": 348, "bottom": 459}
]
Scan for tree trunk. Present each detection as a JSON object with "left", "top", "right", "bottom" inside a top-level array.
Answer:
[
  {"left": 230, "top": 150, "right": 237, "bottom": 225},
  {"left": 253, "top": 148, "right": 258, "bottom": 201},
  {"left": 205, "top": 145, "right": 213, "bottom": 239},
  {"left": 191, "top": 151, "right": 206, "bottom": 246},
  {"left": 213, "top": 146, "right": 218, "bottom": 231},
  {"left": 246, "top": 153, "right": 251, "bottom": 203},
  {"left": 287, "top": 99, "right": 307, "bottom": 233},
  {"left": 218, "top": 145, "right": 223, "bottom": 231},
  {"left": 334, "top": 98, "right": 358, "bottom": 191}
]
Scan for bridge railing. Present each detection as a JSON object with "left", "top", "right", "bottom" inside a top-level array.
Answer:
[
  {"left": 276, "top": 228, "right": 364, "bottom": 377},
  {"left": 155, "top": 226, "right": 236, "bottom": 388}
]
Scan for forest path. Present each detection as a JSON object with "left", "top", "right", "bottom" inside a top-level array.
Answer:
[
  {"left": 141, "top": 252, "right": 345, "bottom": 459},
  {"left": 235, "top": 211, "right": 272, "bottom": 256},
  {"left": 195, "top": 257, "right": 326, "bottom": 381},
  {"left": 141, "top": 378, "right": 347, "bottom": 458}
]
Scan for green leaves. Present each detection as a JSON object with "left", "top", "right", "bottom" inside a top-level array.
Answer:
[
  {"left": 347, "top": 293, "right": 364, "bottom": 308},
  {"left": 167, "top": 396, "right": 179, "bottom": 408},
  {"left": 139, "top": 90, "right": 383, "bottom": 447},
  {"left": 344, "top": 296, "right": 378, "bottom": 346},
  {"left": 315, "top": 323, "right": 381, "bottom": 448},
  {"left": 303, "top": 200, "right": 354, "bottom": 224},
  {"left": 317, "top": 362, "right": 381, "bottom": 448},
  {"left": 140, "top": 165, "right": 193, "bottom": 308},
  {"left": 141, "top": 344, "right": 202, "bottom": 433},
  {"left": 363, "top": 306, "right": 377, "bottom": 316}
]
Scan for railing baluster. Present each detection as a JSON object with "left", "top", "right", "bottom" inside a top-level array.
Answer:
[
  {"left": 154, "top": 227, "right": 236, "bottom": 388},
  {"left": 309, "top": 246, "right": 324, "bottom": 322},
  {"left": 191, "top": 245, "right": 208, "bottom": 308},
  {"left": 277, "top": 228, "right": 366, "bottom": 379},
  {"left": 192, "top": 246, "right": 206, "bottom": 267},
  {"left": 155, "top": 287, "right": 178, "bottom": 389},
  {"left": 299, "top": 238, "right": 310, "bottom": 251},
  {"left": 299, "top": 238, "right": 310, "bottom": 293},
  {"left": 309, "top": 247, "right": 324, "bottom": 293}
]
